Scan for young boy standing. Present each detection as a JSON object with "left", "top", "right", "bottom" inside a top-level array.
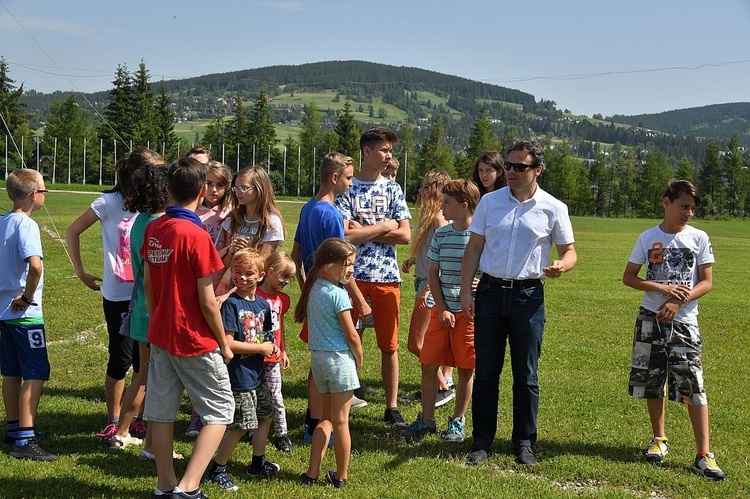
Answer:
[
  {"left": 336, "top": 127, "right": 412, "bottom": 428},
  {"left": 205, "top": 248, "right": 279, "bottom": 491},
  {"left": 623, "top": 179, "right": 725, "bottom": 480},
  {"left": 1, "top": 169, "right": 57, "bottom": 461},
  {"left": 142, "top": 158, "right": 235, "bottom": 498},
  {"left": 401, "top": 179, "right": 480, "bottom": 443}
]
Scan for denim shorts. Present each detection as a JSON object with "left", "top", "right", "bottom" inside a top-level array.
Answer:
[
  {"left": 145, "top": 345, "right": 235, "bottom": 424},
  {"left": 311, "top": 350, "right": 360, "bottom": 394},
  {"left": 414, "top": 277, "right": 436, "bottom": 308}
]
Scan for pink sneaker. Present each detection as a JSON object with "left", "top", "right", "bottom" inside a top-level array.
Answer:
[
  {"left": 96, "top": 422, "right": 118, "bottom": 440},
  {"left": 184, "top": 417, "right": 203, "bottom": 437},
  {"left": 129, "top": 419, "right": 147, "bottom": 439}
]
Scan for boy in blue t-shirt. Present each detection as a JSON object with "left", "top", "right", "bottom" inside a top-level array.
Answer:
[
  {"left": 205, "top": 248, "right": 279, "bottom": 491},
  {"left": 0, "top": 169, "right": 57, "bottom": 461}
]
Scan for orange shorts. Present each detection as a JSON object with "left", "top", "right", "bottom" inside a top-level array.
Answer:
[
  {"left": 350, "top": 281, "right": 401, "bottom": 353},
  {"left": 419, "top": 308, "right": 475, "bottom": 369}
]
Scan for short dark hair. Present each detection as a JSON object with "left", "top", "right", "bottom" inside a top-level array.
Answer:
[
  {"left": 125, "top": 163, "right": 169, "bottom": 213},
  {"left": 504, "top": 138, "right": 546, "bottom": 171},
  {"left": 168, "top": 157, "right": 206, "bottom": 204},
  {"left": 664, "top": 179, "right": 701, "bottom": 206},
  {"left": 360, "top": 126, "right": 398, "bottom": 152},
  {"left": 187, "top": 145, "right": 212, "bottom": 161}
]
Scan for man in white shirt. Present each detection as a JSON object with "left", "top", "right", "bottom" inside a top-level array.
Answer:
[{"left": 460, "top": 139, "right": 577, "bottom": 466}]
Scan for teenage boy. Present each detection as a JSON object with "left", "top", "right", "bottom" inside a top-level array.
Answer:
[
  {"left": 205, "top": 248, "right": 279, "bottom": 491},
  {"left": 142, "top": 157, "right": 235, "bottom": 498},
  {"left": 401, "top": 179, "right": 480, "bottom": 443},
  {"left": 623, "top": 179, "right": 724, "bottom": 480},
  {"left": 336, "top": 126, "right": 412, "bottom": 428},
  {"left": 1, "top": 169, "right": 57, "bottom": 461},
  {"left": 291, "top": 152, "right": 371, "bottom": 441}
]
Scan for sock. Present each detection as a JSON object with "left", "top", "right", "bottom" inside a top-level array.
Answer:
[
  {"left": 444, "top": 376, "right": 454, "bottom": 387},
  {"left": 109, "top": 417, "right": 119, "bottom": 425},
  {"left": 6, "top": 419, "right": 19, "bottom": 441},
  {"left": 15, "top": 427, "right": 35, "bottom": 447},
  {"left": 251, "top": 454, "right": 265, "bottom": 468}
]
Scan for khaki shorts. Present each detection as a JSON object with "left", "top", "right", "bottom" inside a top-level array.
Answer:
[{"left": 228, "top": 384, "right": 274, "bottom": 431}]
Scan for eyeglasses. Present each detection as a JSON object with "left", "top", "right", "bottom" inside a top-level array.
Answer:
[
  {"left": 36, "top": 189, "right": 49, "bottom": 194},
  {"left": 503, "top": 162, "right": 536, "bottom": 172},
  {"left": 232, "top": 185, "right": 255, "bottom": 193}
]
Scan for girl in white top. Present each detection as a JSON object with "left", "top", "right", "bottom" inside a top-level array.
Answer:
[{"left": 65, "top": 147, "right": 163, "bottom": 440}]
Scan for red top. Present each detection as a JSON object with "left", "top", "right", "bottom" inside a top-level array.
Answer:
[
  {"left": 142, "top": 216, "right": 225, "bottom": 356},
  {"left": 256, "top": 288, "right": 290, "bottom": 363}
]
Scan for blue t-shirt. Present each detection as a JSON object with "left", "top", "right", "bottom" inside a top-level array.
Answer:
[
  {"left": 307, "top": 279, "right": 352, "bottom": 352},
  {"left": 0, "top": 213, "right": 44, "bottom": 321},
  {"left": 294, "top": 198, "right": 345, "bottom": 273},
  {"left": 221, "top": 293, "right": 273, "bottom": 391}
]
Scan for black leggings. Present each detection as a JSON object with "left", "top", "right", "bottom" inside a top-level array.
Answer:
[{"left": 103, "top": 298, "right": 140, "bottom": 380}]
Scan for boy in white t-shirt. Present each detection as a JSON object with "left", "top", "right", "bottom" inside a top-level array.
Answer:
[{"left": 623, "top": 179, "right": 724, "bottom": 481}]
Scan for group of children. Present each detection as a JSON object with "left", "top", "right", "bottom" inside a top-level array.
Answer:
[{"left": 1, "top": 128, "right": 727, "bottom": 497}]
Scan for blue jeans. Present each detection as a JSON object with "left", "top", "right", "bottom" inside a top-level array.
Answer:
[{"left": 471, "top": 277, "right": 546, "bottom": 452}]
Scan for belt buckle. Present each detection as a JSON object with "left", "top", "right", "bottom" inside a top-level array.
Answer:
[{"left": 500, "top": 279, "right": 514, "bottom": 289}]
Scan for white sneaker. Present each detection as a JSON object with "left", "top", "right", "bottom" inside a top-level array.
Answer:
[
  {"left": 645, "top": 436, "right": 668, "bottom": 463},
  {"left": 351, "top": 394, "right": 368, "bottom": 408}
]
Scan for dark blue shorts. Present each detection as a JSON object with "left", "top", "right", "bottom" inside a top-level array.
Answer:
[{"left": 0, "top": 320, "right": 51, "bottom": 380}]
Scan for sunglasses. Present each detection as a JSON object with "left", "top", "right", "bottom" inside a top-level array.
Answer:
[
  {"left": 503, "top": 162, "right": 537, "bottom": 172},
  {"left": 36, "top": 189, "right": 49, "bottom": 194},
  {"left": 232, "top": 185, "right": 255, "bottom": 193}
]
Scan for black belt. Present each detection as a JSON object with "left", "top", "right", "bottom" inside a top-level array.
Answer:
[{"left": 481, "top": 274, "right": 542, "bottom": 289}]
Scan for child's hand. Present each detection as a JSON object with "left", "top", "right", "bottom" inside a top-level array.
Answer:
[
  {"left": 10, "top": 295, "right": 31, "bottom": 312},
  {"left": 416, "top": 288, "right": 430, "bottom": 308},
  {"left": 439, "top": 310, "right": 456, "bottom": 328},
  {"left": 660, "top": 284, "right": 691, "bottom": 303},
  {"left": 260, "top": 342, "right": 277, "bottom": 358},
  {"left": 656, "top": 300, "right": 682, "bottom": 322},
  {"left": 78, "top": 272, "right": 103, "bottom": 291},
  {"left": 358, "top": 300, "right": 372, "bottom": 318},
  {"left": 401, "top": 257, "right": 416, "bottom": 273},
  {"left": 220, "top": 344, "right": 234, "bottom": 364},
  {"left": 281, "top": 351, "right": 290, "bottom": 369}
]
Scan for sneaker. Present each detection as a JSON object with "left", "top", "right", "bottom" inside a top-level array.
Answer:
[
  {"left": 515, "top": 445, "right": 537, "bottom": 466},
  {"left": 152, "top": 487, "right": 173, "bottom": 497},
  {"left": 397, "top": 390, "right": 421, "bottom": 404},
  {"left": 129, "top": 419, "right": 147, "bottom": 439},
  {"left": 171, "top": 487, "right": 208, "bottom": 498},
  {"left": 645, "top": 436, "right": 669, "bottom": 464},
  {"left": 353, "top": 385, "right": 379, "bottom": 399},
  {"left": 96, "top": 422, "right": 118, "bottom": 440},
  {"left": 383, "top": 408, "right": 408, "bottom": 429},
  {"left": 184, "top": 416, "right": 203, "bottom": 437},
  {"left": 300, "top": 472, "right": 317, "bottom": 486},
  {"left": 204, "top": 463, "right": 239, "bottom": 491},
  {"left": 326, "top": 469, "right": 346, "bottom": 488},
  {"left": 399, "top": 414, "right": 436, "bottom": 440},
  {"left": 351, "top": 394, "right": 368, "bottom": 409},
  {"left": 435, "top": 388, "right": 455, "bottom": 408},
  {"left": 9, "top": 438, "right": 58, "bottom": 461},
  {"left": 691, "top": 452, "right": 726, "bottom": 481},
  {"left": 304, "top": 423, "right": 334, "bottom": 448},
  {"left": 247, "top": 460, "right": 281, "bottom": 477},
  {"left": 274, "top": 434, "right": 293, "bottom": 453},
  {"left": 466, "top": 448, "right": 489, "bottom": 465},
  {"left": 444, "top": 417, "right": 465, "bottom": 443}
]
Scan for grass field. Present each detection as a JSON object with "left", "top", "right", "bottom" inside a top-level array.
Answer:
[{"left": 1, "top": 189, "right": 749, "bottom": 498}]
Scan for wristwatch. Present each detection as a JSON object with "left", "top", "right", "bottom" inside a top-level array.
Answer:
[{"left": 21, "top": 295, "right": 38, "bottom": 306}]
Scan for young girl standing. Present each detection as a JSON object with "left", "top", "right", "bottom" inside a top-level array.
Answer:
[
  {"left": 196, "top": 160, "right": 233, "bottom": 251},
  {"left": 256, "top": 251, "right": 296, "bottom": 453},
  {"left": 221, "top": 166, "right": 285, "bottom": 265},
  {"left": 295, "top": 238, "right": 363, "bottom": 488},
  {"left": 401, "top": 170, "right": 452, "bottom": 406},
  {"left": 472, "top": 151, "right": 506, "bottom": 197},
  {"left": 66, "top": 147, "right": 163, "bottom": 441}
]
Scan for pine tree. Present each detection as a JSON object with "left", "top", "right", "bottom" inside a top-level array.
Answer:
[
  {"left": 227, "top": 93, "right": 250, "bottom": 167},
  {"left": 698, "top": 140, "right": 723, "bottom": 215},
  {"left": 333, "top": 101, "right": 360, "bottom": 159},
  {"left": 153, "top": 82, "right": 179, "bottom": 159},
  {"left": 98, "top": 64, "right": 135, "bottom": 152},
  {"left": 248, "top": 89, "right": 277, "bottom": 166},
  {"left": 467, "top": 106, "right": 499, "bottom": 160},
  {"left": 0, "top": 57, "right": 30, "bottom": 165},
  {"left": 131, "top": 60, "right": 157, "bottom": 147},
  {"left": 418, "top": 115, "right": 455, "bottom": 179}
]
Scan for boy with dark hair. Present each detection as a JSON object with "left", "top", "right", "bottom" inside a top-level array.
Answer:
[
  {"left": 401, "top": 179, "right": 480, "bottom": 443},
  {"left": 1, "top": 169, "right": 57, "bottom": 461},
  {"left": 623, "top": 179, "right": 725, "bottom": 480},
  {"left": 205, "top": 248, "right": 279, "bottom": 491},
  {"left": 336, "top": 126, "right": 412, "bottom": 428},
  {"left": 142, "top": 157, "right": 235, "bottom": 498}
]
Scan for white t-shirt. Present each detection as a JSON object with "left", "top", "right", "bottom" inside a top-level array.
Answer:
[
  {"left": 470, "top": 186, "right": 575, "bottom": 280},
  {"left": 221, "top": 212, "right": 284, "bottom": 245},
  {"left": 90, "top": 192, "right": 137, "bottom": 302},
  {"left": 628, "top": 225, "right": 714, "bottom": 325}
]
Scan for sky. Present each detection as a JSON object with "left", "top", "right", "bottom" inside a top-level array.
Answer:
[{"left": 1, "top": 0, "right": 749, "bottom": 118}]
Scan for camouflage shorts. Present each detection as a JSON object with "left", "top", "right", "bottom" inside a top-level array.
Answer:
[
  {"left": 228, "top": 384, "right": 274, "bottom": 431},
  {"left": 628, "top": 307, "right": 706, "bottom": 406}
]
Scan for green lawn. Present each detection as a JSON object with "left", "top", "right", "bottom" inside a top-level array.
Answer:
[{"left": 1, "top": 191, "right": 748, "bottom": 498}]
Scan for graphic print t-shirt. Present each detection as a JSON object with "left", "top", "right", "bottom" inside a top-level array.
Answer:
[
  {"left": 628, "top": 225, "right": 714, "bottom": 325},
  {"left": 221, "top": 293, "right": 274, "bottom": 391}
]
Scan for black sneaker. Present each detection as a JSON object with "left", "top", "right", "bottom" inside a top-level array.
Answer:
[
  {"left": 434, "top": 388, "right": 455, "bottom": 408},
  {"left": 204, "top": 463, "right": 239, "bottom": 491},
  {"left": 466, "top": 448, "right": 489, "bottom": 465},
  {"left": 326, "top": 469, "right": 346, "bottom": 488},
  {"left": 170, "top": 488, "right": 208, "bottom": 499},
  {"left": 9, "top": 439, "right": 58, "bottom": 461},
  {"left": 247, "top": 460, "right": 280, "bottom": 477},
  {"left": 397, "top": 390, "right": 422, "bottom": 404},
  {"left": 515, "top": 446, "right": 537, "bottom": 466},
  {"left": 353, "top": 385, "right": 379, "bottom": 399},
  {"left": 274, "top": 434, "right": 293, "bottom": 453},
  {"left": 383, "top": 408, "right": 408, "bottom": 429},
  {"left": 300, "top": 472, "right": 317, "bottom": 486}
]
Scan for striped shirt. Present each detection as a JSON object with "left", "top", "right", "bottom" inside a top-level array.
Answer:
[{"left": 427, "top": 223, "right": 473, "bottom": 312}]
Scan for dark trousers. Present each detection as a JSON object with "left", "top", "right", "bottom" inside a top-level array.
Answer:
[{"left": 471, "top": 277, "right": 545, "bottom": 452}]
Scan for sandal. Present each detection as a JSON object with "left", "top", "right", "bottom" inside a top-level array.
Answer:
[
  {"left": 138, "top": 448, "right": 184, "bottom": 461},
  {"left": 109, "top": 434, "right": 142, "bottom": 450}
]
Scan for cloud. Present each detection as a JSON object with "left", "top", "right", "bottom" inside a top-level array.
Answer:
[
  {"left": 0, "top": 15, "right": 93, "bottom": 38},
  {"left": 260, "top": 2, "right": 304, "bottom": 10}
]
